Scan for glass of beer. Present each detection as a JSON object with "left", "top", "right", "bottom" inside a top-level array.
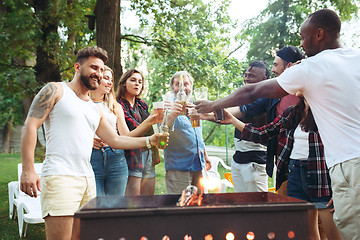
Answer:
[
  {"left": 179, "top": 101, "right": 188, "bottom": 115},
  {"left": 153, "top": 102, "right": 165, "bottom": 122},
  {"left": 157, "top": 124, "right": 169, "bottom": 149},
  {"left": 188, "top": 108, "right": 200, "bottom": 128},
  {"left": 214, "top": 108, "right": 225, "bottom": 122}
]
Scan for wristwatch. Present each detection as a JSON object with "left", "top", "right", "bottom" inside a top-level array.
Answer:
[{"left": 146, "top": 136, "right": 152, "bottom": 149}]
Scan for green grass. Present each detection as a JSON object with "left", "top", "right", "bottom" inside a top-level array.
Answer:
[
  {"left": 155, "top": 162, "right": 167, "bottom": 195},
  {"left": 0, "top": 153, "right": 46, "bottom": 240}
]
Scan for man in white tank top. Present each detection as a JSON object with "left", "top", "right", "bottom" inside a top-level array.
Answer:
[
  {"left": 195, "top": 9, "right": 360, "bottom": 239},
  {"left": 20, "top": 47, "right": 166, "bottom": 240}
]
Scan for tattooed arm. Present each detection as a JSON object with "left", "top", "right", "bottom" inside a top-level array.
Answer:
[{"left": 20, "top": 82, "right": 62, "bottom": 197}]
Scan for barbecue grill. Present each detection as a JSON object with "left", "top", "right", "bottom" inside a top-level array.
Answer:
[{"left": 75, "top": 192, "right": 313, "bottom": 239}]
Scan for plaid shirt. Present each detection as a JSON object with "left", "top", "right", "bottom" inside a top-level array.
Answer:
[
  {"left": 241, "top": 107, "right": 332, "bottom": 198},
  {"left": 120, "top": 98, "right": 160, "bottom": 170}
]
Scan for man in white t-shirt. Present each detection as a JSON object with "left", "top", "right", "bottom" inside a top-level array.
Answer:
[
  {"left": 20, "top": 47, "right": 165, "bottom": 240},
  {"left": 195, "top": 9, "right": 360, "bottom": 239}
]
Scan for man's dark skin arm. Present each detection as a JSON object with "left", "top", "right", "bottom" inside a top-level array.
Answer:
[{"left": 195, "top": 79, "right": 288, "bottom": 113}]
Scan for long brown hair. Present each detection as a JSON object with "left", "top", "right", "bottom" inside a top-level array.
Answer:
[
  {"left": 284, "top": 98, "right": 318, "bottom": 132},
  {"left": 116, "top": 69, "right": 145, "bottom": 101}
]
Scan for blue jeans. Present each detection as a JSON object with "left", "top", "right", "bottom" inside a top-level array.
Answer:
[
  {"left": 287, "top": 159, "right": 331, "bottom": 209},
  {"left": 90, "top": 147, "right": 128, "bottom": 196}
]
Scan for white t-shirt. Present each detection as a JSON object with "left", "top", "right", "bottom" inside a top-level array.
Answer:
[
  {"left": 290, "top": 125, "right": 309, "bottom": 160},
  {"left": 42, "top": 82, "right": 101, "bottom": 177},
  {"left": 277, "top": 48, "right": 360, "bottom": 168}
]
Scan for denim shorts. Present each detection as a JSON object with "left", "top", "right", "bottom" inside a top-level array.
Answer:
[
  {"left": 287, "top": 159, "right": 331, "bottom": 209},
  {"left": 128, "top": 149, "right": 156, "bottom": 178}
]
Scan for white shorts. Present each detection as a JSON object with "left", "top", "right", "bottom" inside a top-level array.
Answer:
[
  {"left": 40, "top": 175, "right": 96, "bottom": 218},
  {"left": 231, "top": 160, "right": 268, "bottom": 192}
]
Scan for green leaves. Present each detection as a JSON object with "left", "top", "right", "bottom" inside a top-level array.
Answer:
[
  {"left": 125, "top": 0, "right": 244, "bottom": 103},
  {"left": 241, "top": 0, "right": 359, "bottom": 67}
]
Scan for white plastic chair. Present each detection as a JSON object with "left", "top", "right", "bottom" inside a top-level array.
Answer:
[
  {"left": 16, "top": 197, "right": 44, "bottom": 238},
  {"left": 8, "top": 163, "right": 44, "bottom": 238},
  {"left": 8, "top": 180, "right": 19, "bottom": 219},
  {"left": 207, "top": 156, "right": 231, "bottom": 172},
  {"left": 204, "top": 156, "right": 233, "bottom": 193}
]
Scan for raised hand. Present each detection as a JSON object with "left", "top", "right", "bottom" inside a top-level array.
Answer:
[
  {"left": 147, "top": 111, "right": 163, "bottom": 124},
  {"left": 149, "top": 132, "right": 170, "bottom": 148},
  {"left": 220, "top": 109, "right": 236, "bottom": 124},
  {"left": 194, "top": 99, "right": 215, "bottom": 113}
]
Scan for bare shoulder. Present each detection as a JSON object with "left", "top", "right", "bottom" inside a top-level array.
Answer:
[
  {"left": 28, "top": 82, "right": 63, "bottom": 119},
  {"left": 114, "top": 101, "right": 124, "bottom": 113}
]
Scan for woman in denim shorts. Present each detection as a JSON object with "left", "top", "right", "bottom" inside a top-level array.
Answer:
[
  {"left": 224, "top": 96, "right": 342, "bottom": 240},
  {"left": 116, "top": 69, "right": 162, "bottom": 196}
]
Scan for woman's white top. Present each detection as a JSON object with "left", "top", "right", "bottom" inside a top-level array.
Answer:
[
  {"left": 94, "top": 102, "right": 117, "bottom": 133},
  {"left": 289, "top": 125, "right": 309, "bottom": 160}
]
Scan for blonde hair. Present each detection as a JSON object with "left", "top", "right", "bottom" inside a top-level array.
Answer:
[{"left": 89, "top": 65, "right": 119, "bottom": 118}]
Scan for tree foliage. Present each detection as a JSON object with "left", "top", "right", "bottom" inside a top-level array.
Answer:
[
  {"left": 0, "top": 0, "right": 97, "bottom": 149},
  {"left": 0, "top": 0, "right": 97, "bottom": 96},
  {"left": 242, "top": 0, "right": 360, "bottom": 64},
  {"left": 128, "top": 0, "right": 246, "bottom": 103}
]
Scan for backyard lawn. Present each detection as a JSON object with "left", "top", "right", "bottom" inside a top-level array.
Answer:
[{"left": 0, "top": 153, "right": 45, "bottom": 240}]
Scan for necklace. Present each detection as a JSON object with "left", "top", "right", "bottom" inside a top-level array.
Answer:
[{"left": 91, "top": 98, "right": 103, "bottom": 103}]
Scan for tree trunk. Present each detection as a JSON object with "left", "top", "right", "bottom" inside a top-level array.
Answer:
[
  {"left": 32, "top": 0, "right": 61, "bottom": 85},
  {"left": 95, "top": 0, "right": 122, "bottom": 89},
  {"left": 114, "top": 1, "right": 123, "bottom": 90},
  {"left": 3, "top": 117, "right": 14, "bottom": 153}
]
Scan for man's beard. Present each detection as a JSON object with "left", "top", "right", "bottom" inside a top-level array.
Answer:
[{"left": 80, "top": 72, "right": 100, "bottom": 90}]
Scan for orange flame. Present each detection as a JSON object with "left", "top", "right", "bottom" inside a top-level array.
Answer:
[
  {"left": 200, "top": 177, "right": 220, "bottom": 191},
  {"left": 197, "top": 193, "right": 203, "bottom": 206}
]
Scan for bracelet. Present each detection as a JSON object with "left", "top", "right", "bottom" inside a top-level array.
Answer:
[{"left": 146, "top": 136, "right": 152, "bottom": 149}]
